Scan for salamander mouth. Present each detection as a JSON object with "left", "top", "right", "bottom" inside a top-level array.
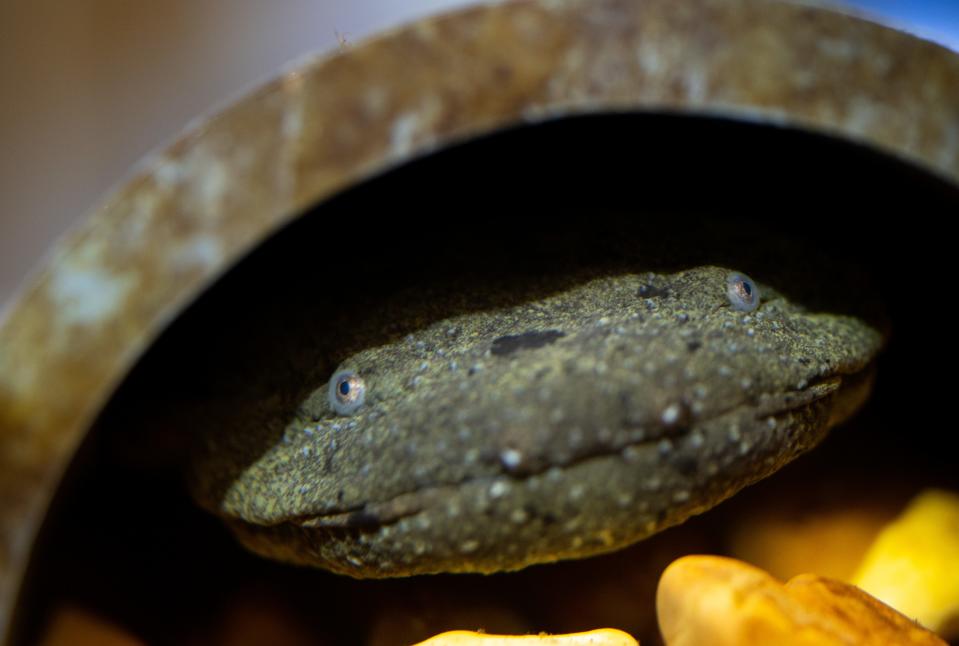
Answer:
[{"left": 288, "top": 373, "right": 854, "bottom": 532}]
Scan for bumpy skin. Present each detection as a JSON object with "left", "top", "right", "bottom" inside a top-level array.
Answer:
[{"left": 190, "top": 257, "right": 883, "bottom": 578}]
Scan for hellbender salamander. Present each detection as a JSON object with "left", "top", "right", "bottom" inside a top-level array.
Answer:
[{"left": 186, "top": 223, "right": 884, "bottom": 579}]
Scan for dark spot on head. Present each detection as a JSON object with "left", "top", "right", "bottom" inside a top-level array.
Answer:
[
  {"left": 798, "top": 356, "right": 811, "bottom": 365},
  {"left": 638, "top": 284, "right": 669, "bottom": 298},
  {"left": 686, "top": 340, "right": 702, "bottom": 353},
  {"left": 491, "top": 329, "right": 566, "bottom": 357},
  {"left": 673, "top": 454, "right": 698, "bottom": 477},
  {"left": 344, "top": 510, "right": 382, "bottom": 529}
]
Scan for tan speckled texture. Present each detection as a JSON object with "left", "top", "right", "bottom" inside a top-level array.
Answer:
[{"left": 1, "top": 0, "right": 958, "bottom": 640}]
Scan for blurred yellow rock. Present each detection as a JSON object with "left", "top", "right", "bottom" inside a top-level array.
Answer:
[
  {"left": 727, "top": 506, "right": 891, "bottom": 582},
  {"left": 852, "top": 489, "right": 959, "bottom": 639},
  {"left": 656, "top": 555, "right": 945, "bottom": 646},
  {"left": 368, "top": 602, "right": 532, "bottom": 646},
  {"left": 413, "top": 628, "right": 638, "bottom": 646}
]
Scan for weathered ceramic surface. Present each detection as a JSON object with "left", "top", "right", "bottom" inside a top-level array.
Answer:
[{"left": 0, "top": 0, "right": 957, "bottom": 640}]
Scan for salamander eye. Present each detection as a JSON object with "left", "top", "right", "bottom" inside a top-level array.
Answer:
[
  {"left": 328, "top": 370, "right": 366, "bottom": 415},
  {"left": 726, "top": 272, "right": 760, "bottom": 312}
]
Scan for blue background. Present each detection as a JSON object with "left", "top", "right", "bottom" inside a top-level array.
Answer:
[{"left": 842, "top": 0, "right": 959, "bottom": 50}]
